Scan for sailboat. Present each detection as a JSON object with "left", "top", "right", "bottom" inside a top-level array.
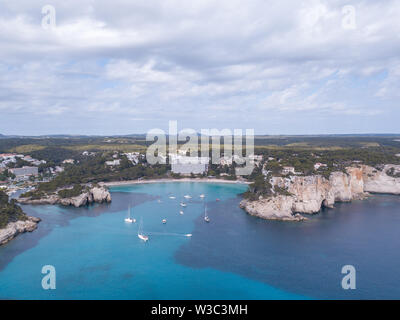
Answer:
[
  {"left": 124, "top": 205, "right": 136, "bottom": 223},
  {"left": 204, "top": 203, "right": 210, "bottom": 223},
  {"left": 138, "top": 218, "right": 149, "bottom": 242},
  {"left": 199, "top": 194, "right": 205, "bottom": 198},
  {"left": 179, "top": 210, "right": 184, "bottom": 215}
]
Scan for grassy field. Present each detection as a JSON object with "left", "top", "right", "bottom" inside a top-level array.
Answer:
[
  {"left": 8, "top": 144, "right": 46, "bottom": 153},
  {"left": 64, "top": 144, "right": 147, "bottom": 152}
]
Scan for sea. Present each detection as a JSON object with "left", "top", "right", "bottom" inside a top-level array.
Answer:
[{"left": 0, "top": 182, "right": 399, "bottom": 299}]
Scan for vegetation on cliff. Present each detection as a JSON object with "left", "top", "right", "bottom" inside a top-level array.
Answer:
[{"left": 0, "top": 190, "right": 27, "bottom": 228}]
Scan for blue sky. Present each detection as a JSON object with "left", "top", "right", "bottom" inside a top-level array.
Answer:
[{"left": 0, "top": 0, "right": 399, "bottom": 135}]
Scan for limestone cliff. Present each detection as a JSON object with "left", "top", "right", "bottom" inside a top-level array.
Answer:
[
  {"left": 240, "top": 165, "right": 399, "bottom": 221},
  {"left": 362, "top": 165, "right": 400, "bottom": 195},
  {"left": 0, "top": 216, "right": 41, "bottom": 245},
  {"left": 17, "top": 186, "right": 112, "bottom": 208}
]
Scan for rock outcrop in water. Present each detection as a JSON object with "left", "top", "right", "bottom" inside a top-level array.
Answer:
[
  {"left": 240, "top": 165, "right": 400, "bottom": 221},
  {"left": 17, "top": 186, "right": 112, "bottom": 208},
  {"left": 0, "top": 216, "right": 41, "bottom": 245}
]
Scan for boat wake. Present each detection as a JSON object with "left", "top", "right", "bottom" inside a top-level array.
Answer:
[{"left": 146, "top": 231, "right": 192, "bottom": 237}]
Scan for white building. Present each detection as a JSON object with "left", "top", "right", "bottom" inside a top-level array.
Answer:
[
  {"left": 281, "top": 166, "right": 296, "bottom": 175},
  {"left": 124, "top": 152, "right": 140, "bottom": 165},
  {"left": 105, "top": 159, "right": 121, "bottom": 166},
  {"left": 314, "top": 163, "right": 327, "bottom": 170},
  {"left": 171, "top": 156, "right": 209, "bottom": 175}
]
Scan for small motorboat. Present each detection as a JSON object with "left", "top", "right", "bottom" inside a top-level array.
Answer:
[
  {"left": 169, "top": 196, "right": 176, "bottom": 199},
  {"left": 185, "top": 234, "right": 192, "bottom": 237},
  {"left": 204, "top": 216, "right": 210, "bottom": 223},
  {"left": 179, "top": 210, "right": 184, "bottom": 215},
  {"left": 216, "top": 198, "right": 220, "bottom": 202},
  {"left": 162, "top": 219, "right": 167, "bottom": 224},
  {"left": 199, "top": 194, "right": 205, "bottom": 198},
  {"left": 180, "top": 202, "right": 187, "bottom": 207},
  {"left": 184, "top": 195, "right": 192, "bottom": 199}
]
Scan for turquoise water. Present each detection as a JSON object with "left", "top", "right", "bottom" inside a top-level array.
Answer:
[
  {"left": 1, "top": 182, "right": 400, "bottom": 299},
  {"left": 0, "top": 182, "right": 302, "bottom": 299}
]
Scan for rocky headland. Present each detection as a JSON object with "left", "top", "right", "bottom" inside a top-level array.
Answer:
[
  {"left": 240, "top": 165, "right": 400, "bottom": 221},
  {"left": 0, "top": 216, "right": 41, "bottom": 245},
  {"left": 17, "top": 186, "right": 112, "bottom": 208}
]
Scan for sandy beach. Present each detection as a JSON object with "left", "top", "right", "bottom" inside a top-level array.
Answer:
[{"left": 100, "top": 178, "right": 251, "bottom": 187}]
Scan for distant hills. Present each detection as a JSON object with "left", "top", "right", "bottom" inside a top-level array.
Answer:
[{"left": 0, "top": 133, "right": 400, "bottom": 138}]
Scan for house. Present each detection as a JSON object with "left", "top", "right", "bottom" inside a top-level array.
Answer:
[
  {"left": 124, "top": 152, "right": 140, "bottom": 165},
  {"left": 281, "top": 166, "right": 296, "bottom": 175},
  {"left": 219, "top": 157, "right": 233, "bottom": 166},
  {"left": 105, "top": 159, "right": 121, "bottom": 166},
  {"left": 314, "top": 162, "right": 327, "bottom": 170}
]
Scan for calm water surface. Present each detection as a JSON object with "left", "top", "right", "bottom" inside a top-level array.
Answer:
[{"left": 0, "top": 182, "right": 399, "bottom": 299}]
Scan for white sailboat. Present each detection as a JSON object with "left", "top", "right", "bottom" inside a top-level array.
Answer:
[
  {"left": 204, "top": 203, "right": 210, "bottom": 222},
  {"left": 124, "top": 205, "right": 136, "bottom": 223},
  {"left": 179, "top": 210, "right": 184, "bottom": 215},
  {"left": 138, "top": 218, "right": 149, "bottom": 242}
]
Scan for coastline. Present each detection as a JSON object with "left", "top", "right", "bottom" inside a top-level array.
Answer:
[{"left": 100, "top": 178, "right": 251, "bottom": 187}]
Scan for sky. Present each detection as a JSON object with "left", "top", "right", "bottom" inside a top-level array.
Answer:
[{"left": 0, "top": 0, "right": 399, "bottom": 135}]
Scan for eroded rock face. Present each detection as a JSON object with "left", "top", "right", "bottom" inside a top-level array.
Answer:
[
  {"left": 240, "top": 165, "right": 400, "bottom": 221},
  {"left": 91, "top": 187, "right": 112, "bottom": 203},
  {"left": 18, "top": 186, "right": 112, "bottom": 208},
  {"left": 240, "top": 196, "right": 306, "bottom": 221},
  {"left": 0, "top": 216, "right": 41, "bottom": 245},
  {"left": 362, "top": 165, "right": 400, "bottom": 195}
]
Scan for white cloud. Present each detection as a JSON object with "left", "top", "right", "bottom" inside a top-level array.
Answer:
[{"left": 0, "top": 0, "right": 399, "bottom": 134}]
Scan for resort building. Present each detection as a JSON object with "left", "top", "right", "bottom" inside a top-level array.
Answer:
[{"left": 171, "top": 156, "right": 209, "bottom": 175}]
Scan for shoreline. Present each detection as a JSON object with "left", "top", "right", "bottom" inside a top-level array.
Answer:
[{"left": 100, "top": 178, "right": 251, "bottom": 187}]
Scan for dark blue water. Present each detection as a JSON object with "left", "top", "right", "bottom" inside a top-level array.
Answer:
[{"left": 0, "top": 182, "right": 399, "bottom": 299}]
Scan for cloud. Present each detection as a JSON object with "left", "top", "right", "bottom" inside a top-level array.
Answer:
[{"left": 0, "top": 0, "right": 399, "bottom": 134}]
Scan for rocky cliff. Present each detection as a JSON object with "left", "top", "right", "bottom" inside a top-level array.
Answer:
[
  {"left": 240, "top": 165, "right": 400, "bottom": 221},
  {"left": 0, "top": 216, "right": 41, "bottom": 245},
  {"left": 17, "top": 186, "right": 112, "bottom": 208}
]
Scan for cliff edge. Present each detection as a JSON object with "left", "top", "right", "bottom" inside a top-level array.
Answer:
[
  {"left": 17, "top": 186, "right": 112, "bottom": 208},
  {"left": 240, "top": 165, "right": 400, "bottom": 221}
]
